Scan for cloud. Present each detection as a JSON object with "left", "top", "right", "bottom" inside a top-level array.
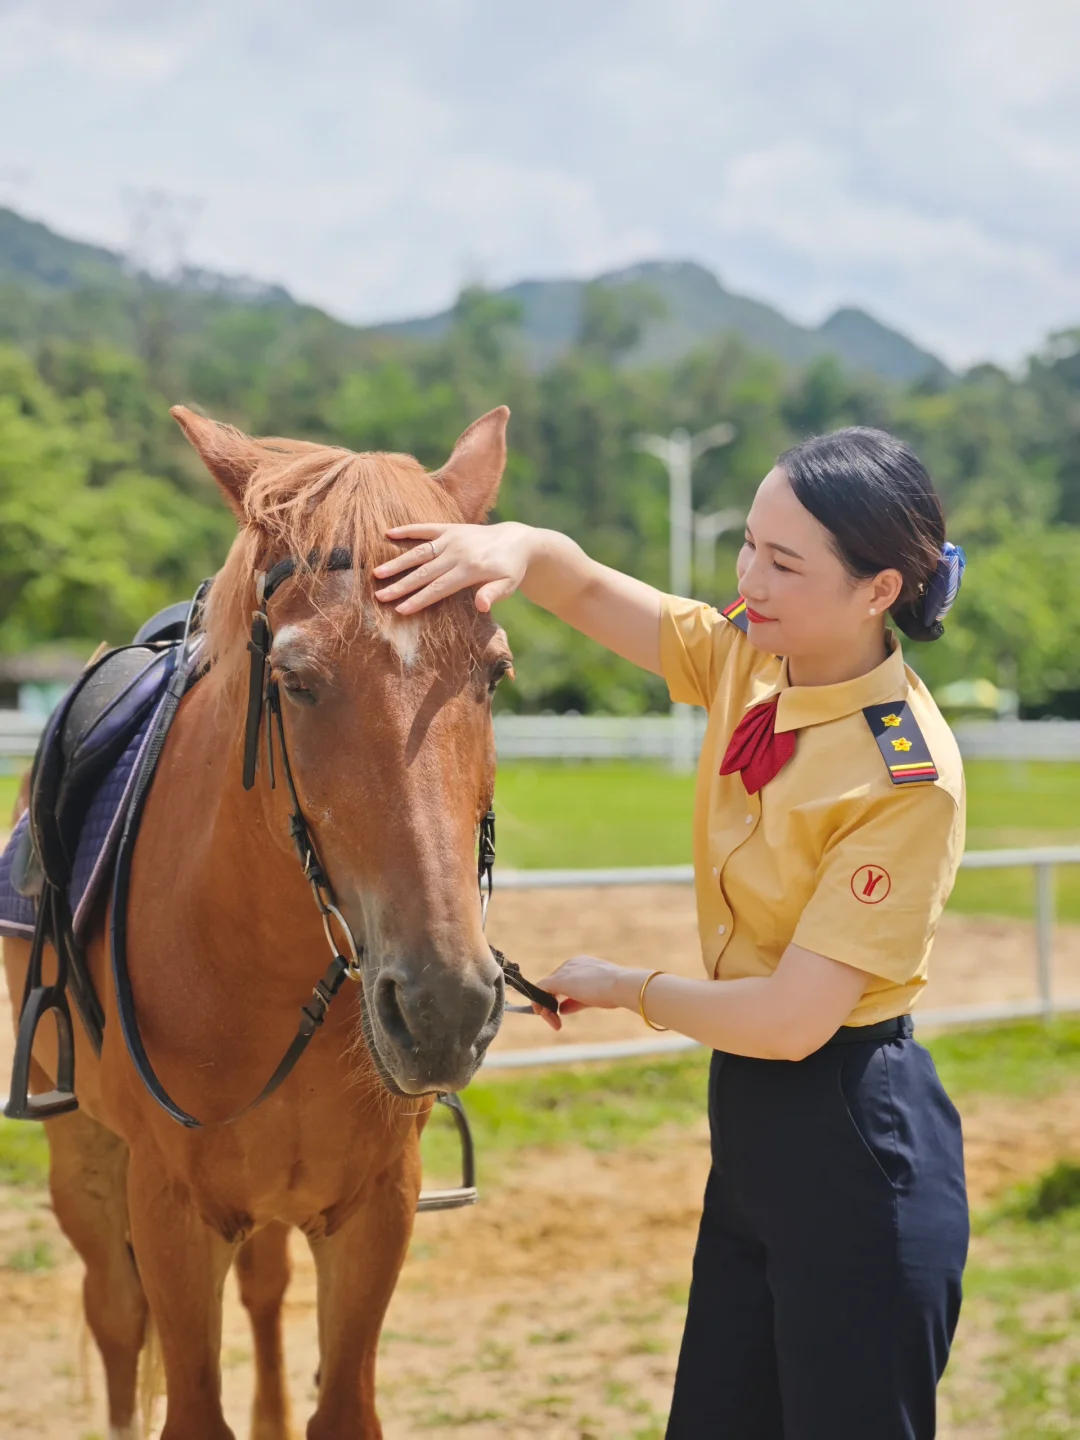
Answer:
[
  {"left": 711, "top": 141, "right": 1080, "bottom": 365},
  {"left": 0, "top": 0, "right": 1077, "bottom": 366},
  {"left": 0, "top": 4, "right": 196, "bottom": 82}
]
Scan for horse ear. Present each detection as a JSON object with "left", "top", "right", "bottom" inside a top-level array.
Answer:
[
  {"left": 170, "top": 405, "right": 261, "bottom": 520},
  {"left": 433, "top": 406, "right": 509, "bottom": 523}
]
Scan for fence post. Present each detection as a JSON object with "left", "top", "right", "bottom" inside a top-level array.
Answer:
[
  {"left": 1034, "top": 861, "right": 1056, "bottom": 1020},
  {"left": 670, "top": 703, "right": 696, "bottom": 773}
]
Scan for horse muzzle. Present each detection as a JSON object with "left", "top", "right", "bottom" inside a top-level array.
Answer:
[{"left": 366, "top": 953, "right": 505, "bottom": 1095}]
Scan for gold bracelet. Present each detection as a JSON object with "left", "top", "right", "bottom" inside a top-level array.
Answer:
[{"left": 638, "top": 969, "right": 669, "bottom": 1032}]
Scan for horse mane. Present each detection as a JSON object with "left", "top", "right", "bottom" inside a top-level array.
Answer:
[{"left": 201, "top": 434, "right": 464, "bottom": 702}]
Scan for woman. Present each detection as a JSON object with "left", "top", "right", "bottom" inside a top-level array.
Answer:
[{"left": 374, "top": 426, "right": 969, "bottom": 1439}]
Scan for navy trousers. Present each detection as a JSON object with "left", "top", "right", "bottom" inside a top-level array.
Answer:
[{"left": 666, "top": 1033, "right": 969, "bottom": 1439}]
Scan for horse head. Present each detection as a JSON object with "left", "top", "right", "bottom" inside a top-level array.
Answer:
[{"left": 172, "top": 405, "right": 514, "bottom": 1097}]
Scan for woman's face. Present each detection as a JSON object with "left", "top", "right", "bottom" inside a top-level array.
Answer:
[{"left": 735, "top": 466, "right": 903, "bottom": 661}]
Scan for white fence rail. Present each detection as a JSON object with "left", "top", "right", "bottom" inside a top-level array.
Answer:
[
  {"left": 484, "top": 845, "right": 1080, "bottom": 1069},
  {"left": 0, "top": 713, "right": 45, "bottom": 764},
  {"left": 6, "top": 705, "right": 1080, "bottom": 771},
  {"left": 491, "top": 715, "right": 1080, "bottom": 765},
  {"left": 0, "top": 842, "right": 1075, "bottom": 1081},
  {"left": 6, "top": 710, "right": 1080, "bottom": 766}
]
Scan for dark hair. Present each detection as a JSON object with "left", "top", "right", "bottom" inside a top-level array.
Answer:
[{"left": 777, "top": 427, "right": 948, "bottom": 642}]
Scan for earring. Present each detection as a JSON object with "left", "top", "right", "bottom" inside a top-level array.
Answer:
[{"left": 869, "top": 607, "right": 877, "bottom": 615}]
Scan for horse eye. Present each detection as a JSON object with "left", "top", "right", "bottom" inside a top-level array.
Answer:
[
  {"left": 281, "top": 671, "right": 316, "bottom": 705},
  {"left": 488, "top": 660, "right": 512, "bottom": 694}
]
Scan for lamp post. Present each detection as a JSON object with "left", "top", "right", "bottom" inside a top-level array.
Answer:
[{"left": 635, "top": 422, "right": 737, "bottom": 771}]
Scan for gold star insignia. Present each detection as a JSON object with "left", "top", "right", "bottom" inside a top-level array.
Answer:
[
  {"left": 891, "top": 736, "right": 913, "bottom": 752},
  {"left": 882, "top": 713, "right": 902, "bottom": 727}
]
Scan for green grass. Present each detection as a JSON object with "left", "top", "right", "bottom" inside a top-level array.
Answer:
[
  {"left": 3, "top": 1239, "right": 53, "bottom": 1272},
  {"left": 0, "top": 1116, "right": 50, "bottom": 1187},
  {"left": 495, "top": 761, "right": 696, "bottom": 869},
  {"left": 420, "top": 1018, "right": 1080, "bottom": 1181},
  {"left": 492, "top": 759, "right": 1080, "bottom": 920},
  {"left": 492, "top": 758, "right": 1080, "bottom": 874},
  {"left": 4, "top": 1019, "right": 1080, "bottom": 1191},
  {"left": 0, "top": 772, "right": 22, "bottom": 824},
  {"left": 5, "top": 752, "right": 1080, "bottom": 917},
  {"left": 928, "top": 1018, "right": 1080, "bottom": 1101},
  {"left": 950, "top": 1185, "right": 1080, "bottom": 1436}
]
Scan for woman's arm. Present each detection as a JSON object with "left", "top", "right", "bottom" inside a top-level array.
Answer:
[
  {"left": 534, "top": 946, "right": 871, "bottom": 1060},
  {"left": 374, "top": 521, "right": 664, "bottom": 675}
]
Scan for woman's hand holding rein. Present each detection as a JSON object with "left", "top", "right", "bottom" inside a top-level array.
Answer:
[
  {"left": 375, "top": 521, "right": 665, "bottom": 677},
  {"left": 531, "top": 948, "right": 870, "bottom": 1060}
]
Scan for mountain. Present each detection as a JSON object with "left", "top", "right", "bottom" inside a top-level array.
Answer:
[
  {"left": 0, "top": 206, "right": 292, "bottom": 307},
  {"left": 0, "top": 207, "right": 947, "bottom": 384},
  {"left": 380, "top": 260, "right": 949, "bottom": 384}
]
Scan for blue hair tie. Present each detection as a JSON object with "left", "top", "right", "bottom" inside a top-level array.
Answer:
[{"left": 922, "top": 541, "right": 966, "bottom": 629}]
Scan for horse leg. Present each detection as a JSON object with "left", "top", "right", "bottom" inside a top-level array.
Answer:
[
  {"left": 44, "top": 1074, "right": 149, "bottom": 1440},
  {"left": 305, "top": 1149, "right": 420, "bottom": 1440},
  {"left": 126, "top": 1150, "right": 238, "bottom": 1440},
  {"left": 235, "top": 1221, "right": 294, "bottom": 1440}
]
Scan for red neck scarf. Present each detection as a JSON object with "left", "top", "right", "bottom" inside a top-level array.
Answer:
[{"left": 719, "top": 697, "right": 796, "bottom": 794}]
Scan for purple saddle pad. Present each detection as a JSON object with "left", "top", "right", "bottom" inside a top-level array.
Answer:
[{"left": 0, "top": 701, "right": 162, "bottom": 943}]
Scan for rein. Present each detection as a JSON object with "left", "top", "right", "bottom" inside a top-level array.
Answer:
[{"left": 110, "top": 555, "right": 556, "bottom": 1131}]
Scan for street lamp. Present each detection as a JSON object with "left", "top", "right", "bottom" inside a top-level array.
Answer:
[
  {"left": 635, "top": 422, "right": 737, "bottom": 599},
  {"left": 635, "top": 422, "right": 738, "bottom": 770}
]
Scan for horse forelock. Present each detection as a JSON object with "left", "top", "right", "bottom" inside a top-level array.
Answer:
[{"left": 201, "top": 442, "right": 472, "bottom": 705}]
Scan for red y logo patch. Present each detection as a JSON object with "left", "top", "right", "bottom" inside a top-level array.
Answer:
[{"left": 851, "top": 865, "right": 892, "bottom": 905}]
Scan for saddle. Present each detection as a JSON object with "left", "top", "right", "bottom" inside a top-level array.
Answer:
[{"left": 3, "top": 600, "right": 201, "bottom": 1120}]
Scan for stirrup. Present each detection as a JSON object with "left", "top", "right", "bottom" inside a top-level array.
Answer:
[
  {"left": 417, "top": 1092, "right": 478, "bottom": 1212},
  {"left": 5, "top": 985, "right": 79, "bottom": 1120}
]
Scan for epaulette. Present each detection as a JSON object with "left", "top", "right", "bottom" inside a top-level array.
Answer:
[
  {"left": 862, "top": 701, "right": 939, "bottom": 785},
  {"left": 720, "top": 597, "right": 749, "bottom": 633}
]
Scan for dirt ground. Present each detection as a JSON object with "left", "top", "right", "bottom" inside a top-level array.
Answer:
[{"left": 1, "top": 889, "right": 1079, "bottom": 1437}]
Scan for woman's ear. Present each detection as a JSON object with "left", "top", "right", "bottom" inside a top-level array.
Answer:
[
  {"left": 433, "top": 407, "right": 509, "bottom": 523},
  {"left": 870, "top": 568, "right": 905, "bottom": 614}
]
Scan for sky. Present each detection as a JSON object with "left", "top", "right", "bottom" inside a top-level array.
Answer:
[{"left": 0, "top": 0, "right": 1077, "bottom": 369}]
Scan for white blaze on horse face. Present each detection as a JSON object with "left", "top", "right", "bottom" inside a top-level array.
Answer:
[
  {"left": 271, "top": 623, "right": 306, "bottom": 654},
  {"left": 377, "top": 610, "right": 423, "bottom": 668}
]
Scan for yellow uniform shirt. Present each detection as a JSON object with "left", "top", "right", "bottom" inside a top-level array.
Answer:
[{"left": 660, "top": 594, "right": 966, "bottom": 1026}]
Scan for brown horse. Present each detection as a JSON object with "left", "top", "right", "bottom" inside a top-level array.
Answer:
[{"left": 2, "top": 404, "right": 515, "bottom": 1439}]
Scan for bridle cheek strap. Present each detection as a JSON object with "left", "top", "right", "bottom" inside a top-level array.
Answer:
[{"left": 243, "top": 547, "right": 352, "bottom": 793}]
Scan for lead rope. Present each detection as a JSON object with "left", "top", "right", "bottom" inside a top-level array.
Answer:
[{"left": 477, "top": 809, "right": 558, "bottom": 1015}]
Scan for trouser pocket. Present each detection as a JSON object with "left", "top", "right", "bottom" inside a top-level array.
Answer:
[{"left": 835, "top": 1042, "right": 911, "bottom": 1192}]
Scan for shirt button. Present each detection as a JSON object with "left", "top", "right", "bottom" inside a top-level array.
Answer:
[
  {"left": 718, "top": 924, "right": 726, "bottom": 935},
  {"left": 745, "top": 814, "right": 754, "bottom": 825}
]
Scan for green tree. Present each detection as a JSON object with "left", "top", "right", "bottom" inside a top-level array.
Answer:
[{"left": 0, "top": 346, "right": 231, "bottom": 650}]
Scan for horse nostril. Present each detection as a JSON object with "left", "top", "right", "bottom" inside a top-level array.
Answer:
[
  {"left": 486, "top": 973, "right": 504, "bottom": 1029},
  {"left": 374, "top": 973, "right": 415, "bottom": 1053}
]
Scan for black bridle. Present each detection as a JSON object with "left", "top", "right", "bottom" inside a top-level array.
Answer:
[{"left": 110, "top": 555, "right": 556, "bottom": 1131}]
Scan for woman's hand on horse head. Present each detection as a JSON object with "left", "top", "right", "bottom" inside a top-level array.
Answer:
[
  {"left": 376, "top": 522, "right": 531, "bottom": 615},
  {"left": 534, "top": 956, "right": 639, "bottom": 1022}
]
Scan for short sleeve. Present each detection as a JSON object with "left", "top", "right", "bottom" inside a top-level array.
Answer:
[
  {"left": 660, "top": 594, "right": 741, "bottom": 709},
  {"left": 791, "top": 783, "right": 962, "bottom": 984}
]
